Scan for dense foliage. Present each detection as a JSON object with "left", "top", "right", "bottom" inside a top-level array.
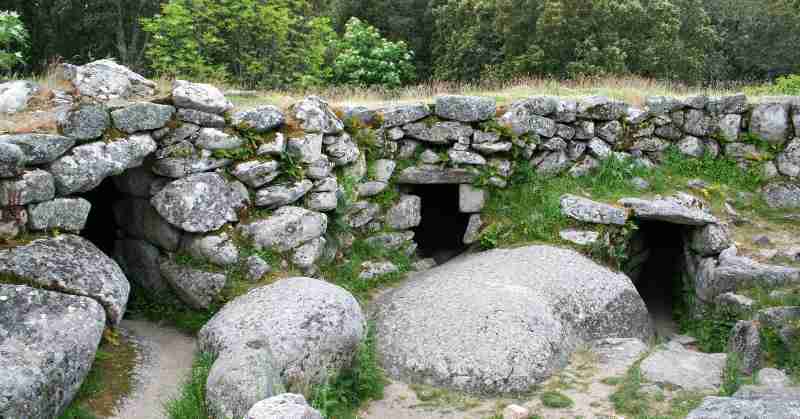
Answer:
[
  {"left": 0, "top": 11, "right": 28, "bottom": 72},
  {"left": 330, "top": 18, "right": 416, "bottom": 88},
  {"left": 4, "top": 0, "right": 800, "bottom": 85}
]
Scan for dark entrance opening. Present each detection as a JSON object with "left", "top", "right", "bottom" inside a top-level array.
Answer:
[
  {"left": 407, "top": 184, "right": 472, "bottom": 265},
  {"left": 632, "top": 221, "right": 687, "bottom": 338},
  {"left": 78, "top": 177, "right": 124, "bottom": 255}
]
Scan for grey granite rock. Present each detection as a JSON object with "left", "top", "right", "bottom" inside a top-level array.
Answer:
[
  {"left": 0, "top": 169, "right": 54, "bottom": 206},
  {"left": 292, "top": 237, "right": 326, "bottom": 269},
  {"left": 291, "top": 96, "right": 344, "bottom": 134},
  {"left": 50, "top": 134, "right": 156, "bottom": 195},
  {"left": 762, "top": 181, "right": 800, "bottom": 209},
  {"left": 396, "top": 166, "right": 478, "bottom": 184},
  {"left": 0, "top": 133, "right": 75, "bottom": 165},
  {"left": 0, "top": 285, "right": 105, "bottom": 419},
  {"left": 114, "top": 239, "right": 169, "bottom": 292},
  {"left": 560, "top": 194, "right": 628, "bottom": 225},
  {"left": 238, "top": 206, "right": 327, "bottom": 251},
  {"left": 459, "top": 184, "right": 486, "bottom": 213},
  {"left": 160, "top": 257, "right": 227, "bottom": 310},
  {"left": 463, "top": 214, "right": 483, "bottom": 245},
  {"left": 379, "top": 103, "right": 431, "bottom": 127},
  {"left": 151, "top": 172, "right": 238, "bottom": 233},
  {"left": 172, "top": 80, "right": 233, "bottom": 114},
  {"left": 206, "top": 347, "right": 282, "bottom": 419},
  {"left": 619, "top": 195, "right": 717, "bottom": 225},
  {"left": 386, "top": 195, "right": 421, "bottom": 229},
  {"left": 751, "top": 102, "right": 791, "bottom": 145},
  {"left": 500, "top": 104, "right": 557, "bottom": 137},
  {"left": 435, "top": 95, "right": 496, "bottom": 122},
  {"left": 640, "top": 342, "right": 726, "bottom": 391},
  {"left": 0, "top": 142, "right": 25, "bottom": 178},
  {"left": 359, "top": 261, "right": 400, "bottom": 280},
  {"left": 199, "top": 278, "right": 365, "bottom": 392},
  {"left": 246, "top": 394, "right": 323, "bottom": 419},
  {"left": 325, "top": 133, "right": 360, "bottom": 166},
  {"left": 181, "top": 232, "right": 240, "bottom": 267},
  {"left": 728, "top": 320, "right": 761, "bottom": 375},
  {"left": 177, "top": 108, "right": 226, "bottom": 128},
  {"left": 690, "top": 223, "right": 732, "bottom": 256},
  {"left": 577, "top": 96, "right": 628, "bottom": 120},
  {"left": 111, "top": 102, "right": 175, "bottom": 133},
  {"left": 232, "top": 105, "right": 285, "bottom": 133},
  {"left": 287, "top": 134, "right": 324, "bottom": 163},
  {"left": 27, "top": 198, "right": 91, "bottom": 231},
  {"left": 59, "top": 104, "right": 110, "bottom": 141},
  {"left": 0, "top": 80, "right": 39, "bottom": 113},
  {"left": 231, "top": 160, "right": 280, "bottom": 188},
  {"left": 374, "top": 245, "right": 652, "bottom": 394},
  {"left": 255, "top": 180, "right": 314, "bottom": 208},
  {"left": 69, "top": 59, "right": 155, "bottom": 100},
  {"left": 195, "top": 128, "right": 244, "bottom": 150},
  {"left": 0, "top": 234, "right": 129, "bottom": 325}
]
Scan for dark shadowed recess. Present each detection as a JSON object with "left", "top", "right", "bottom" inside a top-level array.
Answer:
[
  {"left": 77, "top": 177, "right": 124, "bottom": 256},
  {"left": 407, "top": 184, "right": 471, "bottom": 265},
  {"left": 633, "top": 221, "right": 687, "bottom": 338}
]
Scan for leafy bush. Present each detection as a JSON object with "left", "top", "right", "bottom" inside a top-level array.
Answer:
[
  {"left": 774, "top": 74, "right": 800, "bottom": 95},
  {"left": 142, "top": 0, "right": 335, "bottom": 88},
  {"left": 330, "top": 17, "right": 416, "bottom": 88},
  {"left": 0, "top": 10, "right": 28, "bottom": 72}
]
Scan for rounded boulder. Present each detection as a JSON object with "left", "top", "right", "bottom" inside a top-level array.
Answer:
[{"left": 374, "top": 245, "right": 653, "bottom": 395}]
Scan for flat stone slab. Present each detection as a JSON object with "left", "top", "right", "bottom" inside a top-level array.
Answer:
[
  {"left": 640, "top": 342, "right": 726, "bottom": 391},
  {"left": 619, "top": 195, "right": 717, "bottom": 225},
  {"left": 560, "top": 194, "right": 628, "bottom": 225},
  {"left": 396, "top": 166, "right": 478, "bottom": 184}
]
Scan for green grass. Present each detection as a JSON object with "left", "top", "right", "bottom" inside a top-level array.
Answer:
[
  {"left": 125, "top": 283, "right": 217, "bottom": 334},
  {"left": 311, "top": 324, "right": 387, "bottom": 418},
  {"left": 719, "top": 353, "right": 752, "bottom": 397},
  {"left": 58, "top": 406, "right": 98, "bottom": 419},
  {"left": 540, "top": 391, "right": 574, "bottom": 409},
  {"left": 165, "top": 352, "right": 215, "bottom": 419},
  {"left": 481, "top": 147, "right": 766, "bottom": 251}
]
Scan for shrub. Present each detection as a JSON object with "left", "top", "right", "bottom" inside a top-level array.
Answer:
[
  {"left": 0, "top": 11, "right": 28, "bottom": 72},
  {"left": 774, "top": 74, "right": 800, "bottom": 95},
  {"left": 330, "top": 17, "right": 416, "bottom": 88}
]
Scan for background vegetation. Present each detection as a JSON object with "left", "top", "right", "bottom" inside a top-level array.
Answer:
[{"left": 2, "top": 0, "right": 800, "bottom": 88}]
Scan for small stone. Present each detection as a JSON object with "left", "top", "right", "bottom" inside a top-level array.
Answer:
[
  {"left": 380, "top": 103, "right": 431, "bottom": 127},
  {"left": 588, "top": 138, "right": 612, "bottom": 160},
  {"left": 257, "top": 133, "right": 287, "bottom": 157},
  {"left": 59, "top": 104, "right": 110, "bottom": 141},
  {"left": 386, "top": 195, "right": 421, "bottom": 229},
  {"left": 631, "top": 177, "right": 650, "bottom": 190},
  {"left": 177, "top": 108, "right": 226, "bottom": 128},
  {"left": 359, "top": 261, "right": 400, "bottom": 280},
  {"left": 195, "top": 128, "right": 244, "bottom": 151},
  {"left": 255, "top": 180, "right": 314, "bottom": 209},
  {"left": 245, "top": 394, "right": 323, "bottom": 419},
  {"left": 598, "top": 120, "right": 623, "bottom": 143},
  {"left": 181, "top": 233, "right": 240, "bottom": 267},
  {"left": 159, "top": 258, "right": 226, "bottom": 310},
  {"left": 290, "top": 96, "right": 344, "bottom": 134},
  {"left": 459, "top": 184, "right": 486, "bottom": 213},
  {"left": 463, "top": 214, "right": 483, "bottom": 245},
  {"left": 307, "top": 157, "right": 333, "bottom": 180},
  {"left": 357, "top": 181, "right": 388, "bottom": 198},
  {"left": 728, "top": 320, "right": 761, "bottom": 375},
  {"left": 325, "top": 133, "right": 360, "bottom": 166},
  {"left": 231, "top": 160, "right": 280, "bottom": 188},
  {"left": 287, "top": 133, "right": 324, "bottom": 163},
  {"left": 561, "top": 194, "right": 629, "bottom": 225},
  {"left": 559, "top": 229, "right": 600, "bottom": 246},
  {"left": 756, "top": 368, "right": 791, "bottom": 387},
  {"left": 306, "top": 192, "right": 338, "bottom": 212},
  {"left": 292, "top": 237, "right": 326, "bottom": 269},
  {"left": 245, "top": 256, "right": 272, "bottom": 282},
  {"left": 678, "top": 136, "right": 705, "bottom": 158}
]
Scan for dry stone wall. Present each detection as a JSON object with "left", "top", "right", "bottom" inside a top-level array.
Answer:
[{"left": 1, "top": 63, "right": 800, "bottom": 313}]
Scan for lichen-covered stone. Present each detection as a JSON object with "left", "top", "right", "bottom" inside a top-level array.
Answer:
[
  {"left": 292, "top": 237, "right": 326, "bottom": 269},
  {"left": 0, "top": 234, "right": 129, "bottom": 325},
  {"left": 181, "top": 232, "right": 240, "bottom": 267},
  {"left": 435, "top": 95, "right": 496, "bottom": 122},
  {"left": 246, "top": 394, "right": 323, "bottom": 419},
  {"left": 379, "top": 103, "right": 431, "bottom": 127},
  {"left": 232, "top": 105, "right": 285, "bottom": 133},
  {"left": 690, "top": 223, "right": 732, "bottom": 256},
  {"left": 111, "top": 102, "right": 175, "bottom": 133},
  {"left": 561, "top": 194, "right": 628, "bottom": 225},
  {"left": 59, "top": 104, "right": 110, "bottom": 141},
  {"left": 0, "top": 133, "right": 75, "bottom": 165},
  {"left": 290, "top": 96, "right": 344, "bottom": 134},
  {"left": 255, "top": 180, "right": 314, "bottom": 209},
  {"left": 50, "top": 134, "right": 156, "bottom": 195},
  {"left": 159, "top": 258, "right": 227, "bottom": 310},
  {"left": 231, "top": 160, "right": 280, "bottom": 188},
  {"left": 776, "top": 138, "right": 800, "bottom": 177},
  {"left": 396, "top": 166, "right": 478, "bottom": 184},
  {"left": 177, "top": 108, "right": 226, "bottom": 128},
  {"left": 0, "top": 169, "right": 54, "bottom": 206},
  {"left": 151, "top": 172, "right": 239, "bottom": 233},
  {"left": 386, "top": 195, "right": 421, "bottom": 229},
  {"left": 750, "top": 102, "right": 791, "bottom": 145},
  {"left": 0, "top": 285, "right": 105, "bottom": 419},
  {"left": 27, "top": 198, "right": 91, "bottom": 231},
  {"left": 762, "top": 181, "right": 800, "bottom": 209},
  {"left": 620, "top": 195, "right": 717, "bottom": 225},
  {"left": 113, "top": 198, "right": 182, "bottom": 251},
  {"left": 577, "top": 96, "right": 628, "bottom": 120},
  {"left": 500, "top": 104, "right": 557, "bottom": 137},
  {"left": 0, "top": 142, "right": 25, "bottom": 178},
  {"left": 287, "top": 134, "right": 324, "bottom": 163},
  {"left": 172, "top": 80, "right": 233, "bottom": 114},
  {"left": 69, "top": 59, "right": 156, "bottom": 100},
  {"left": 459, "top": 184, "right": 486, "bottom": 213},
  {"left": 640, "top": 342, "right": 726, "bottom": 391},
  {"left": 0, "top": 80, "right": 39, "bottom": 113},
  {"left": 238, "top": 206, "right": 327, "bottom": 251}
]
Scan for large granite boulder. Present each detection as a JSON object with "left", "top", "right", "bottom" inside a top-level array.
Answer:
[
  {"left": 172, "top": 80, "right": 233, "bottom": 114},
  {"left": 67, "top": 59, "right": 156, "bottom": 100},
  {"left": 199, "top": 278, "right": 364, "bottom": 417},
  {"left": 0, "top": 234, "right": 129, "bottom": 325},
  {"left": 49, "top": 134, "right": 157, "bottom": 195},
  {"left": 374, "top": 245, "right": 653, "bottom": 395},
  {"left": 0, "top": 80, "right": 39, "bottom": 113},
  {"left": 238, "top": 206, "right": 327, "bottom": 252},
  {"left": 0, "top": 285, "right": 105, "bottom": 419},
  {"left": 151, "top": 172, "right": 239, "bottom": 233},
  {"left": 206, "top": 347, "right": 283, "bottom": 419}
]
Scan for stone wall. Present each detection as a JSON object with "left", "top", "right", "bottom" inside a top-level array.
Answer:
[{"left": 1, "top": 60, "right": 800, "bottom": 312}]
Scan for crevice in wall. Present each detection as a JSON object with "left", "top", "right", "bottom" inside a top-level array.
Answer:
[
  {"left": 628, "top": 221, "right": 688, "bottom": 338},
  {"left": 77, "top": 177, "right": 124, "bottom": 256},
  {"left": 407, "top": 184, "right": 471, "bottom": 265}
]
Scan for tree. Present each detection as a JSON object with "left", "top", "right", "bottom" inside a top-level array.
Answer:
[
  {"left": 142, "top": 0, "right": 335, "bottom": 88},
  {"left": 330, "top": 17, "right": 416, "bottom": 87},
  {"left": 0, "top": 10, "right": 28, "bottom": 72}
]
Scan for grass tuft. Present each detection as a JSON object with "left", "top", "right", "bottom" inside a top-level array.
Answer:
[
  {"left": 540, "top": 391, "right": 574, "bottom": 409},
  {"left": 164, "top": 353, "right": 215, "bottom": 419}
]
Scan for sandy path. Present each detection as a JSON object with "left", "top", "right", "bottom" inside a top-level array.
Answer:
[{"left": 110, "top": 319, "right": 196, "bottom": 419}]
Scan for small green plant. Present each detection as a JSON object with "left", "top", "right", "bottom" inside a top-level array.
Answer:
[
  {"left": 678, "top": 306, "right": 738, "bottom": 353},
  {"left": 311, "top": 324, "right": 386, "bottom": 418},
  {"left": 609, "top": 363, "right": 649, "bottom": 416},
  {"left": 164, "top": 352, "right": 215, "bottom": 419},
  {"left": 540, "top": 391, "right": 574, "bottom": 409},
  {"left": 589, "top": 222, "right": 639, "bottom": 271},
  {"left": 280, "top": 151, "right": 307, "bottom": 181}
]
